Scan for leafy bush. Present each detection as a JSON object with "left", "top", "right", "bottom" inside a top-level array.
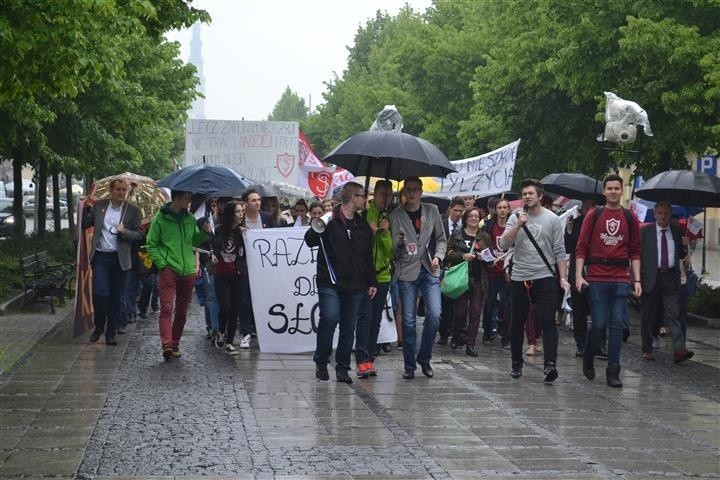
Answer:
[
  {"left": 687, "top": 283, "right": 720, "bottom": 319},
  {"left": 0, "top": 230, "right": 76, "bottom": 300}
]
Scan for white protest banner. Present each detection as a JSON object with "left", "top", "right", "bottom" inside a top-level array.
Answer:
[
  {"left": 185, "top": 119, "right": 299, "bottom": 184},
  {"left": 687, "top": 216, "right": 703, "bottom": 236},
  {"left": 244, "top": 227, "right": 396, "bottom": 353},
  {"left": 430, "top": 139, "right": 520, "bottom": 197},
  {"left": 558, "top": 205, "right": 579, "bottom": 223},
  {"left": 629, "top": 200, "right": 649, "bottom": 222}
]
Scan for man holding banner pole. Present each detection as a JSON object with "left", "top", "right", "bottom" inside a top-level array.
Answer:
[{"left": 304, "top": 182, "right": 377, "bottom": 384}]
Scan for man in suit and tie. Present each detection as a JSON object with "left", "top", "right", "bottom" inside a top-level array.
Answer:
[
  {"left": 83, "top": 179, "right": 143, "bottom": 345},
  {"left": 640, "top": 201, "right": 694, "bottom": 363},
  {"left": 438, "top": 197, "right": 465, "bottom": 345}
]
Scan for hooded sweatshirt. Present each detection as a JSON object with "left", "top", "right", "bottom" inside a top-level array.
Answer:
[{"left": 146, "top": 203, "right": 207, "bottom": 276}]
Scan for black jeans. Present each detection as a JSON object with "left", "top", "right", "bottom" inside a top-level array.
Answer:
[
  {"left": 355, "top": 282, "right": 390, "bottom": 363},
  {"left": 570, "top": 287, "right": 589, "bottom": 350},
  {"left": 510, "top": 277, "right": 559, "bottom": 367},
  {"left": 214, "top": 274, "right": 242, "bottom": 344}
]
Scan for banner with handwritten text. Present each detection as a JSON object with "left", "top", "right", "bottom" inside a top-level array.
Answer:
[
  {"left": 430, "top": 139, "right": 520, "bottom": 197},
  {"left": 245, "top": 227, "right": 397, "bottom": 353},
  {"left": 185, "top": 119, "right": 299, "bottom": 184}
]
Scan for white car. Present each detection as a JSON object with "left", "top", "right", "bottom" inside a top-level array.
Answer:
[{"left": 22, "top": 197, "right": 69, "bottom": 219}]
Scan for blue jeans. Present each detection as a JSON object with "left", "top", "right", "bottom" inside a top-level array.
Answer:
[
  {"left": 314, "top": 287, "right": 364, "bottom": 372},
  {"left": 91, "top": 251, "right": 127, "bottom": 338},
  {"left": 586, "top": 282, "right": 630, "bottom": 365},
  {"left": 398, "top": 267, "right": 441, "bottom": 371},
  {"left": 483, "top": 276, "right": 506, "bottom": 337},
  {"left": 355, "top": 282, "right": 390, "bottom": 363},
  {"left": 137, "top": 273, "right": 158, "bottom": 315},
  {"left": 121, "top": 270, "right": 139, "bottom": 327}
]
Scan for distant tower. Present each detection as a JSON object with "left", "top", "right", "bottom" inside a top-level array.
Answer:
[{"left": 189, "top": 22, "right": 205, "bottom": 119}]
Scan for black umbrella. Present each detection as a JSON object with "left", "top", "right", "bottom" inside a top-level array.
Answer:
[
  {"left": 323, "top": 130, "right": 456, "bottom": 180},
  {"left": 540, "top": 173, "right": 605, "bottom": 202},
  {"left": 156, "top": 164, "right": 254, "bottom": 195},
  {"left": 635, "top": 170, "right": 720, "bottom": 207}
]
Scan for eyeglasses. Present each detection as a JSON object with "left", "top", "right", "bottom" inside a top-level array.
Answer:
[{"left": 354, "top": 193, "right": 368, "bottom": 198}]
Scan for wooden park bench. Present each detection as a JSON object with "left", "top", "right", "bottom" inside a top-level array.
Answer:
[{"left": 19, "top": 251, "right": 74, "bottom": 313}]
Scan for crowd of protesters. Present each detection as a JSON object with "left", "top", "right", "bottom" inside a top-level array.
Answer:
[{"left": 83, "top": 175, "right": 698, "bottom": 388}]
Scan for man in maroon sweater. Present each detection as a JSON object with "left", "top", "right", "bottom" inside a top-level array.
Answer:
[{"left": 575, "top": 174, "right": 641, "bottom": 388}]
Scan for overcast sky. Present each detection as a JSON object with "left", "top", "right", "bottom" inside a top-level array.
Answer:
[{"left": 165, "top": 0, "right": 432, "bottom": 122}]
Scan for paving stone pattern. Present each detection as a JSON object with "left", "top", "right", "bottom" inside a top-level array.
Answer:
[
  {"left": 1, "top": 298, "right": 718, "bottom": 479},
  {"left": 70, "top": 302, "right": 719, "bottom": 479}
]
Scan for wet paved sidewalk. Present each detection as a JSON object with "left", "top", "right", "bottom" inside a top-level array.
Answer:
[{"left": 1, "top": 300, "right": 719, "bottom": 479}]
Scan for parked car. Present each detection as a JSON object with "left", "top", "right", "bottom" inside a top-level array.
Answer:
[
  {"left": 0, "top": 203, "right": 25, "bottom": 237},
  {"left": 22, "top": 197, "right": 69, "bottom": 219}
]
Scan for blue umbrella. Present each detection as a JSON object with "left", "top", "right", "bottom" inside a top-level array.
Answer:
[{"left": 156, "top": 164, "right": 254, "bottom": 195}]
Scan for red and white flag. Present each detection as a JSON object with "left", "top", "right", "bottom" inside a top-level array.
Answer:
[{"left": 297, "top": 130, "right": 354, "bottom": 199}]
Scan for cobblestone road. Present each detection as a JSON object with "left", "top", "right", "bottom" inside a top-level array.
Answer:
[{"left": 2, "top": 299, "right": 719, "bottom": 479}]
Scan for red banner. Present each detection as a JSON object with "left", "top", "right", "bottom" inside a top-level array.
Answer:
[{"left": 73, "top": 198, "right": 94, "bottom": 337}]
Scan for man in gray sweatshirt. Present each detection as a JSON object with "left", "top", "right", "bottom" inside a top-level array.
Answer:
[
  {"left": 389, "top": 177, "right": 447, "bottom": 380},
  {"left": 500, "top": 178, "right": 570, "bottom": 383}
]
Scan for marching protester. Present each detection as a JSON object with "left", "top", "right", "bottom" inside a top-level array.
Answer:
[
  {"left": 500, "top": 178, "right": 569, "bottom": 383},
  {"left": 481, "top": 197, "right": 511, "bottom": 347},
  {"left": 389, "top": 177, "right": 447, "bottom": 380},
  {"left": 438, "top": 196, "right": 465, "bottom": 346},
  {"left": 304, "top": 182, "right": 377, "bottom": 384},
  {"left": 564, "top": 198, "right": 595, "bottom": 356},
  {"left": 354, "top": 180, "right": 394, "bottom": 378},
  {"left": 308, "top": 201, "right": 325, "bottom": 219},
  {"left": 445, "top": 207, "right": 491, "bottom": 356},
  {"left": 640, "top": 201, "right": 694, "bottom": 363},
  {"left": 261, "top": 196, "right": 289, "bottom": 227},
  {"left": 211, "top": 201, "right": 248, "bottom": 355},
  {"left": 575, "top": 174, "right": 641, "bottom": 387},
  {"left": 145, "top": 190, "right": 210, "bottom": 360},
  {"left": 291, "top": 199, "right": 310, "bottom": 226},
  {"left": 82, "top": 178, "right": 144, "bottom": 346},
  {"left": 238, "top": 188, "right": 276, "bottom": 347}
]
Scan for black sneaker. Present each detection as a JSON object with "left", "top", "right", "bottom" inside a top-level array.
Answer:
[
  {"left": 595, "top": 348, "right": 608, "bottom": 360},
  {"left": 162, "top": 348, "right": 173, "bottom": 360},
  {"left": 510, "top": 361, "right": 523, "bottom": 379},
  {"left": 419, "top": 361, "right": 433, "bottom": 378},
  {"left": 402, "top": 368, "right": 415, "bottom": 379},
  {"left": 89, "top": 329, "right": 103, "bottom": 342},
  {"left": 336, "top": 370, "right": 353, "bottom": 384},
  {"left": 544, "top": 365, "right": 559, "bottom": 384},
  {"left": 315, "top": 365, "right": 329, "bottom": 381}
]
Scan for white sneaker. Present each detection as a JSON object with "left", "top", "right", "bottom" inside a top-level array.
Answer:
[
  {"left": 223, "top": 343, "right": 239, "bottom": 355},
  {"left": 239, "top": 334, "right": 252, "bottom": 349}
]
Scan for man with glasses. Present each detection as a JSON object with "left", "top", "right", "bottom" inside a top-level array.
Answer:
[
  {"left": 389, "top": 177, "right": 447, "bottom": 380},
  {"left": 83, "top": 179, "right": 143, "bottom": 346},
  {"left": 305, "top": 182, "right": 377, "bottom": 384}
]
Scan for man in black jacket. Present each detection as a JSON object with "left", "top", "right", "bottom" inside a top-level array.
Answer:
[{"left": 304, "top": 182, "right": 377, "bottom": 384}]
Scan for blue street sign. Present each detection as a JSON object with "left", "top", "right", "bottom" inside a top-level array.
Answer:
[{"left": 697, "top": 155, "right": 718, "bottom": 175}]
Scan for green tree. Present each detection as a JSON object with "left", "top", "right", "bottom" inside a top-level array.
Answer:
[
  {"left": 0, "top": 1, "right": 208, "bottom": 237},
  {"left": 268, "top": 87, "right": 308, "bottom": 122}
]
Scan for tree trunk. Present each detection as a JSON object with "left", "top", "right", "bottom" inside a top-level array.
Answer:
[
  {"left": 66, "top": 171, "right": 75, "bottom": 236},
  {"left": 52, "top": 167, "right": 61, "bottom": 238},
  {"left": 37, "top": 156, "right": 48, "bottom": 238},
  {"left": 11, "top": 142, "right": 24, "bottom": 240}
]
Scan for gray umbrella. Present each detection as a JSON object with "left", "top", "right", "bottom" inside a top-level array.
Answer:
[
  {"left": 323, "top": 130, "right": 456, "bottom": 180},
  {"left": 635, "top": 170, "right": 720, "bottom": 207}
]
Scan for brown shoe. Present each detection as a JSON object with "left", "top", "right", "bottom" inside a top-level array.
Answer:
[
  {"left": 673, "top": 350, "right": 694, "bottom": 364},
  {"left": 642, "top": 352, "right": 655, "bottom": 361}
]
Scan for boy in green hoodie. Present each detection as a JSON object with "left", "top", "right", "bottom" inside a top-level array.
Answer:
[{"left": 146, "top": 190, "right": 210, "bottom": 359}]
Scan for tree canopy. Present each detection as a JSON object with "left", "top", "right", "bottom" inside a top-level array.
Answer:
[
  {"left": 305, "top": 0, "right": 720, "bottom": 182},
  {"left": 0, "top": 1, "right": 209, "bottom": 236},
  {"left": 267, "top": 87, "right": 308, "bottom": 122}
]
